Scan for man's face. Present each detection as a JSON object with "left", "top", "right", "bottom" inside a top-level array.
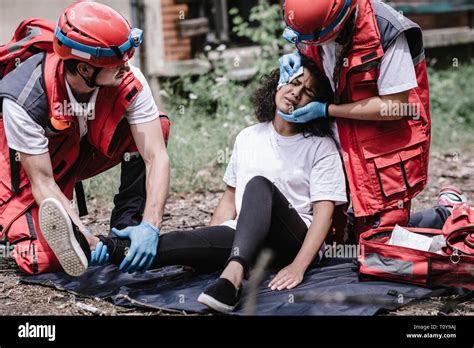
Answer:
[{"left": 95, "top": 62, "right": 131, "bottom": 87}]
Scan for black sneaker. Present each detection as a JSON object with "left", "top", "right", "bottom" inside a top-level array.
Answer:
[
  {"left": 39, "top": 198, "right": 91, "bottom": 277},
  {"left": 197, "top": 278, "right": 242, "bottom": 314},
  {"left": 96, "top": 235, "right": 131, "bottom": 266}
]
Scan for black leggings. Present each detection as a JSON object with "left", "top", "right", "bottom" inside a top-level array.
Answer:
[
  {"left": 409, "top": 205, "right": 451, "bottom": 229},
  {"left": 150, "top": 176, "right": 310, "bottom": 275},
  {"left": 140, "top": 176, "right": 451, "bottom": 274}
]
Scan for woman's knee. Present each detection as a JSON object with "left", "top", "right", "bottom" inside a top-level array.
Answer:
[{"left": 245, "top": 175, "right": 273, "bottom": 192}]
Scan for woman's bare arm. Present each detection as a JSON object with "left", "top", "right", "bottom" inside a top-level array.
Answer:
[
  {"left": 209, "top": 186, "right": 237, "bottom": 226},
  {"left": 269, "top": 200, "right": 335, "bottom": 290}
]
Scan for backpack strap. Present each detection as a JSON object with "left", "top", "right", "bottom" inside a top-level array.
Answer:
[
  {"left": 74, "top": 181, "right": 88, "bottom": 217},
  {"left": 9, "top": 148, "right": 20, "bottom": 193}
]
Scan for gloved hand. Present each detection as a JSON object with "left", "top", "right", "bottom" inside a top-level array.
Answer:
[
  {"left": 278, "top": 50, "right": 302, "bottom": 87},
  {"left": 89, "top": 241, "right": 109, "bottom": 266},
  {"left": 111, "top": 221, "right": 160, "bottom": 274},
  {"left": 277, "top": 101, "right": 328, "bottom": 123}
]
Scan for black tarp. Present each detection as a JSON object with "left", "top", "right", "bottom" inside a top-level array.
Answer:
[{"left": 21, "top": 259, "right": 449, "bottom": 315}]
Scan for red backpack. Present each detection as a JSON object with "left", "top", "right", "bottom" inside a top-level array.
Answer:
[
  {"left": 358, "top": 203, "right": 474, "bottom": 290},
  {"left": 0, "top": 19, "right": 57, "bottom": 197},
  {"left": 0, "top": 18, "right": 55, "bottom": 78}
]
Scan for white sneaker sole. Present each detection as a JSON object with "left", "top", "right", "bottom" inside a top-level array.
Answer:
[
  {"left": 39, "top": 198, "right": 88, "bottom": 277},
  {"left": 197, "top": 292, "right": 236, "bottom": 314}
]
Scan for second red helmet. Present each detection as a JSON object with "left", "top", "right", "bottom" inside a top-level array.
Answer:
[{"left": 283, "top": 0, "right": 358, "bottom": 46}]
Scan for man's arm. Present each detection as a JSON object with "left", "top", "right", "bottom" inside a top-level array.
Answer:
[
  {"left": 327, "top": 91, "right": 409, "bottom": 121},
  {"left": 20, "top": 151, "right": 89, "bottom": 233},
  {"left": 209, "top": 185, "right": 237, "bottom": 226},
  {"left": 129, "top": 117, "right": 170, "bottom": 229}
]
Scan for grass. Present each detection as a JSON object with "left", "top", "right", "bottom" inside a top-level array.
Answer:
[
  {"left": 427, "top": 59, "right": 474, "bottom": 150},
  {"left": 165, "top": 108, "right": 244, "bottom": 193}
]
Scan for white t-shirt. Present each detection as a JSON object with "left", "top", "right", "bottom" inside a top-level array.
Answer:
[
  {"left": 221, "top": 121, "right": 347, "bottom": 230},
  {"left": 320, "top": 32, "right": 418, "bottom": 95},
  {"left": 2, "top": 65, "right": 158, "bottom": 155}
]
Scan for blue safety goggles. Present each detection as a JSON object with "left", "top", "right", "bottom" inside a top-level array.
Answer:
[
  {"left": 282, "top": 0, "right": 351, "bottom": 46},
  {"left": 55, "top": 26, "right": 143, "bottom": 58}
]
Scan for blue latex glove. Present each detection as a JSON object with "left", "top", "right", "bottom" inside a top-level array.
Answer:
[
  {"left": 89, "top": 241, "right": 109, "bottom": 266},
  {"left": 111, "top": 221, "right": 160, "bottom": 274},
  {"left": 277, "top": 101, "right": 328, "bottom": 123},
  {"left": 278, "top": 50, "right": 302, "bottom": 86}
]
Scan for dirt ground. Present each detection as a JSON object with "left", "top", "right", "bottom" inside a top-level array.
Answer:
[{"left": 0, "top": 149, "right": 473, "bottom": 316}]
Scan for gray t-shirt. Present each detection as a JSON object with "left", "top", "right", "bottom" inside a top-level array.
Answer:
[{"left": 321, "top": 32, "right": 418, "bottom": 94}]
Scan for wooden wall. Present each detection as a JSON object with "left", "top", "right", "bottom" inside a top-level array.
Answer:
[
  {"left": 386, "top": 0, "right": 472, "bottom": 30},
  {"left": 160, "top": 0, "right": 192, "bottom": 61}
]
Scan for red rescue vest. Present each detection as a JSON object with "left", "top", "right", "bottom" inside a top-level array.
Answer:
[{"left": 302, "top": 0, "right": 431, "bottom": 218}]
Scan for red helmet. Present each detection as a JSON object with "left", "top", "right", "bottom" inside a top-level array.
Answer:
[
  {"left": 53, "top": 1, "right": 143, "bottom": 68},
  {"left": 283, "top": 0, "right": 357, "bottom": 46}
]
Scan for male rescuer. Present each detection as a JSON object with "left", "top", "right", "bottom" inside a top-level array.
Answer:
[{"left": 0, "top": 1, "right": 170, "bottom": 275}]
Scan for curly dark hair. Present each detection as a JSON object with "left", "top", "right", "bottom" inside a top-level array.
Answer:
[{"left": 252, "top": 54, "right": 335, "bottom": 138}]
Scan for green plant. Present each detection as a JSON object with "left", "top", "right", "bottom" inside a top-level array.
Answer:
[
  {"left": 428, "top": 60, "right": 474, "bottom": 149},
  {"left": 230, "top": 1, "right": 286, "bottom": 75},
  {"left": 160, "top": 76, "right": 254, "bottom": 192}
]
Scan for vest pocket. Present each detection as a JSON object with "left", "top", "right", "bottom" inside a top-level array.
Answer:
[
  {"left": 0, "top": 172, "right": 30, "bottom": 206},
  {"left": 400, "top": 145, "right": 425, "bottom": 188},
  {"left": 5, "top": 209, "right": 37, "bottom": 245},
  {"left": 373, "top": 153, "right": 406, "bottom": 197},
  {"left": 0, "top": 180, "right": 12, "bottom": 206},
  {"left": 348, "top": 69, "right": 378, "bottom": 102},
  {"left": 371, "top": 143, "right": 425, "bottom": 199}
]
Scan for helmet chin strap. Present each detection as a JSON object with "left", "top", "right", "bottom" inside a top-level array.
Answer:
[{"left": 77, "top": 67, "right": 103, "bottom": 89}]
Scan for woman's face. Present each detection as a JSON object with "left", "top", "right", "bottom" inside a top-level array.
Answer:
[{"left": 275, "top": 67, "right": 317, "bottom": 115}]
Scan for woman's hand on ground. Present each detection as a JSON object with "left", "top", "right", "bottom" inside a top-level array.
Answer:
[{"left": 268, "top": 263, "right": 305, "bottom": 291}]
